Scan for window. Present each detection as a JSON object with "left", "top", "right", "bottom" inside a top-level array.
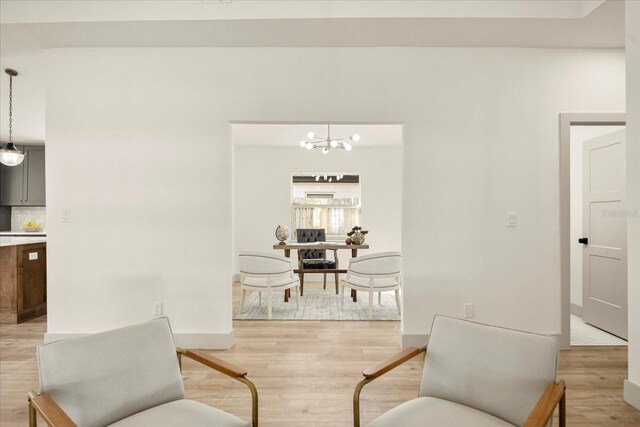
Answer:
[{"left": 291, "top": 174, "right": 361, "bottom": 241}]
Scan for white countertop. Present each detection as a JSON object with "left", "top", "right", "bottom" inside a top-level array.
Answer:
[
  {"left": 0, "top": 236, "right": 47, "bottom": 247},
  {"left": 0, "top": 231, "right": 47, "bottom": 236}
]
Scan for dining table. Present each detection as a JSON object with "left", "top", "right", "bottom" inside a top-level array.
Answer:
[{"left": 272, "top": 242, "right": 369, "bottom": 302}]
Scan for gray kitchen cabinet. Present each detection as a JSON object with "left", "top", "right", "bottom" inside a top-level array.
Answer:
[
  {"left": 24, "top": 147, "right": 46, "bottom": 205},
  {"left": 0, "top": 146, "right": 46, "bottom": 206},
  {"left": 0, "top": 146, "right": 25, "bottom": 205}
]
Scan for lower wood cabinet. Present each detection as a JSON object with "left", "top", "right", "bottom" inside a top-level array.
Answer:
[{"left": 0, "top": 243, "right": 47, "bottom": 324}]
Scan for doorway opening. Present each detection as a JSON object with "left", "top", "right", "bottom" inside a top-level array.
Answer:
[
  {"left": 560, "top": 113, "right": 627, "bottom": 348},
  {"left": 230, "top": 122, "right": 403, "bottom": 321}
]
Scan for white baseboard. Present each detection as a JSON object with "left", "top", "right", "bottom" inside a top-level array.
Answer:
[
  {"left": 401, "top": 332, "right": 429, "bottom": 349},
  {"left": 570, "top": 303, "right": 583, "bottom": 317},
  {"left": 624, "top": 380, "right": 640, "bottom": 410},
  {"left": 44, "top": 330, "right": 235, "bottom": 350}
]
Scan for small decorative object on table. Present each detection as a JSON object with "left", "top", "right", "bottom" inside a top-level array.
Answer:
[
  {"left": 347, "top": 226, "right": 368, "bottom": 245},
  {"left": 275, "top": 225, "right": 290, "bottom": 245},
  {"left": 21, "top": 221, "right": 44, "bottom": 232}
]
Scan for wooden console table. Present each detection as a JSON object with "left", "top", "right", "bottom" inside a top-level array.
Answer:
[{"left": 272, "top": 242, "right": 369, "bottom": 302}]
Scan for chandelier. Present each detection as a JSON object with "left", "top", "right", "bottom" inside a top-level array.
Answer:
[
  {"left": 0, "top": 69, "right": 25, "bottom": 167},
  {"left": 299, "top": 125, "right": 360, "bottom": 154},
  {"left": 312, "top": 174, "right": 344, "bottom": 183}
]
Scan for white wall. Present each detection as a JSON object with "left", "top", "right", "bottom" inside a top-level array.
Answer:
[
  {"left": 624, "top": 0, "right": 640, "bottom": 410},
  {"left": 44, "top": 49, "right": 235, "bottom": 347},
  {"left": 35, "top": 47, "right": 625, "bottom": 348},
  {"left": 569, "top": 125, "right": 625, "bottom": 313},
  {"left": 233, "top": 145, "right": 402, "bottom": 276},
  {"left": 0, "top": 54, "right": 45, "bottom": 143}
]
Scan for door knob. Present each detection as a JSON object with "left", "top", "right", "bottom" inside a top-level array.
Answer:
[{"left": 578, "top": 237, "right": 589, "bottom": 245}]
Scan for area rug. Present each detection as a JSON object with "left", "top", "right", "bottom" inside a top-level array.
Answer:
[
  {"left": 233, "top": 289, "right": 401, "bottom": 320},
  {"left": 570, "top": 314, "right": 627, "bottom": 346}
]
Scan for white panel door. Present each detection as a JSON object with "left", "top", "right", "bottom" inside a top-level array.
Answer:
[{"left": 582, "top": 129, "right": 627, "bottom": 339}]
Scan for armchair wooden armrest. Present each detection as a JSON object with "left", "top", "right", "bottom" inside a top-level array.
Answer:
[
  {"left": 524, "top": 380, "right": 566, "bottom": 427},
  {"left": 177, "top": 348, "right": 259, "bottom": 427},
  {"left": 353, "top": 346, "right": 427, "bottom": 427},
  {"left": 179, "top": 348, "right": 247, "bottom": 377},
  {"left": 363, "top": 346, "right": 426, "bottom": 379},
  {"left": 28, "top": 391, "right": 77, "bottom": 427}
]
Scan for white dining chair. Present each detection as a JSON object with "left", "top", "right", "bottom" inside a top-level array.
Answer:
[
  {"left": 238, "top": 251, "right": 300, "bottom": 319},
  {"left": 340, "top": 252, "right": 402, "bottom": 319}
]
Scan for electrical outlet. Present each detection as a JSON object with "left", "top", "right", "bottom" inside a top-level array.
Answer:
[
  {"left": 464, "top": 303, "right": 474, "bottom": 319},
  {"left": 153, "top": 301, "right": 163, "bottom": 317},
  {"left": 507, "top": 212, "right": 517, "bottom": 228},
  {"left": 61, "top": 209, "right": 71, "bottom": 223}
]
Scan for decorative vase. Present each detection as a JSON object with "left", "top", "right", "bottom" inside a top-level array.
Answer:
[{"left": 351, "top": 231, "right": 365, "bottom": 245}]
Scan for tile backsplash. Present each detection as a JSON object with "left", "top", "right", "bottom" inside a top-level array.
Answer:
[{"left": 11, "top": 207, "right": 47, "bottom": 232}]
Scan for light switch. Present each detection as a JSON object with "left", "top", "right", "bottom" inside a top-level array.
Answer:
[
  {"left": 464, "top": 303, "right": 474, "bottom": 319},
  {"left": 61, "top": 209, "right": 71, "bottom": 223},
  {"left": 29, "top": 252, "right": 38, "bottom": 261},
  {"left": 507, "top": 212, "right": 517, "bottom": 228}
]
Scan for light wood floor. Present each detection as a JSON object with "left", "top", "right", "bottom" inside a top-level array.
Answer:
[{"left": 1, "top": 282, "right": 638, "bottom": 426}]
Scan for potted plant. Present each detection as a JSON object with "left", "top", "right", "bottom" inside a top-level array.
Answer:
[{"left": 346, "top": 226, "right": 368, "bottom": 245}]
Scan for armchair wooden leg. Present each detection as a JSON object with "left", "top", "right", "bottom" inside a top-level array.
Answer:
[
  {"left": 323, "top": 274, "right": 327, "bottom": 289},
  {"left": 378, "top": 292, "right": 381, "bottom": 305},
  {"left": 335, "top": 273, "right": 339, "bottom": 294},
  {"left": 268, "top": 291, "right": 273, "bottom": 319},
  {"left": 240, "top": 289, "right": 247, "bottom": 311},
  {"left": 368, "top": 292, "right": 373, "bottom": 319}
]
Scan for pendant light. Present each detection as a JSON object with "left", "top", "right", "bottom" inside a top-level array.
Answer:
[
  {"left": 0, "top": 69, "right": 25, "bottom": 167},
  {"left": 299, "top": 124, "right": 360, "bottom": 153}
]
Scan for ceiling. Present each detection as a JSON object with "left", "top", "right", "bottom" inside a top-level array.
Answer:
[
  {"left": 0, "top": 1, "right": 608, "bottom": 23},
  {"left": 231, "top": 123, "right": 402, "bottom": 147},
  {"left": 0, "top": 0, "right": 624, "bottom": 54}
]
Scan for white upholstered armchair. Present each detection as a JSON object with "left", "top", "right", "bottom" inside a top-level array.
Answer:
[
  {"left": 28, "top": 317, "right": 258, "bottom": 427},
  {"left": 238, "top": 251, "right": 300, "bottom": 319},
  {"left": 354, "top": 315, "right": 565, "bottom": 427},
  {"left": 340, "top": 252, "right": 402, "bottom": 319}
]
